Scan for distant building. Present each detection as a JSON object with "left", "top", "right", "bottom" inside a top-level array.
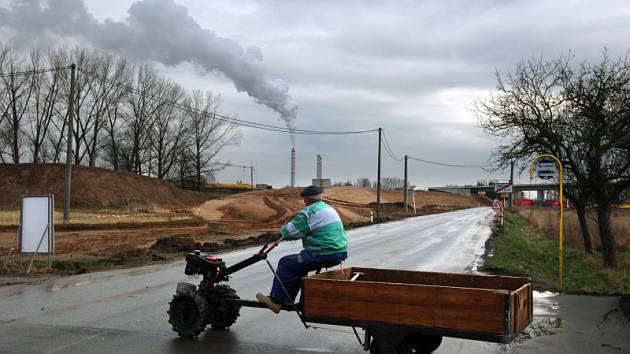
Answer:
[{"left": 312, "top": 178, "right": 331, "bottom": 189}]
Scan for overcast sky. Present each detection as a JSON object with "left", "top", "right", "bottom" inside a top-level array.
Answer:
[{"left": 2, "top": 0, "right": 630, "bottom": 188}]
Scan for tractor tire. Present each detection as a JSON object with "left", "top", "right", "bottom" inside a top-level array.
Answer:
[
  {"left": 203, "top": 284, "right": 241, "bottom": 329},
  {"left": 167, "top": 288, "right": 209, "bottom": 338}
]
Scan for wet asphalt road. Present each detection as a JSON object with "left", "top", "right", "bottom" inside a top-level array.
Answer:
[{"left": 0, "top": 207, "right": 510, "bottom": 354}]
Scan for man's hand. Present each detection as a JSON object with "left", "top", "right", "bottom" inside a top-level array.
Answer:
[{"left": 271, "top": 232, "right": 283, "bottom": 242}]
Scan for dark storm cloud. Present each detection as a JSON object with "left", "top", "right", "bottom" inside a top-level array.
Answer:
[{"left": 0, "top": 0, "right": 298, "bottom": 144}]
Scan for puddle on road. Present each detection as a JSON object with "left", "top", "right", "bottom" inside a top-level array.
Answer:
[{"left": 533, "top": 291, "right": 560, "bottom": 316}]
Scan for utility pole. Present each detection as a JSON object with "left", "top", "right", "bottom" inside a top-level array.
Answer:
[
  {"left": 63, "top": 64, "right": 76, "bottom": 224},
  {"left": 509, "top": 160, "right": 514, "bottom": 212},
  {"left": 376, "top": 128, "right": 382, "bottom": 220},
  {"left": 404, "top": 155, "right": 408, "bottom": 215},
  {"left": 250, "top": 161, "right": 254, "bottom": 189}
]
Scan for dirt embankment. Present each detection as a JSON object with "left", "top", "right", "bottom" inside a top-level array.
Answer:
[
  {"left": 0, "top": 163, "right": 211, "bottom": 210},
  {"left": 198, "top": 186, "right": 484, "bottom": 230}
]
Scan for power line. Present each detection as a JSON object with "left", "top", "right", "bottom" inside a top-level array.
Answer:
[
  {"left": 408, "top": 155, "right": 491, "bottom": 169},
  {"left": 0, "top": 66, "right": 71, "bottom": 78},
  {"left": 380, "top": 130, "right": 490, "bottom": 168},
  {"left": 76, "top": 67, "right": 379, "bottom": 136},
  {"left": 381, "top": 130, "right": 403, "bottom": 161}
]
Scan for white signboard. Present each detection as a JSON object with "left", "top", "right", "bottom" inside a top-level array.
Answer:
[
  {"left": 494, "top": 183, "right": 513, "bottom": 193},
  {"left": 537, "top": 159, "right": 557, "bottom": 180},
  {"left": 20, "top": 195, "right": 54, "bottom": 254}
]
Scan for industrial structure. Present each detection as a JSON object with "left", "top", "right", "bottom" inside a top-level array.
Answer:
[
  {"left": 312, "top": 154, "right": 331, "bottom": 189},
  {"left": 290, "top": 147, "right": 296, "bottom": 187}
]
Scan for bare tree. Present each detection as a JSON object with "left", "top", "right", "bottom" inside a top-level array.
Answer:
[
  {"left": 26, "top": 49, "right": 64, "bottom": 163},
  {"left": 382, "top": 177, "right": 404, "bottom": 189},
  {"left": 183, "top": 90, "right": 240, "bottom": 190},
  {"left": 0, "top": 44, "right": 10, "bottom": 162},
  {"left": 43, "top": 47, "right": 71, "bottom": 163},
  {"left": 477, "top": 52, "right": 630, "bottom": 268},
  {"left": 123, "top": 63, "right": 162, "bottom": 173},
  {"left": 0, "top": 43, "right": 243, "bottom": 192},
  {"left": 0, "top": 44, "right": 33, "bottom": 163},
  {"left": 81, "top": 51, "right": 122, "bottom": 166},
  {"left": 101, "top": 57, "right": 130, "bottom": 170},
  {"left": 356, "top": 177, "right": 372, "bottom": 188},
  {"left": 150, "top": 80, "right": 186, "bottom": 179}
]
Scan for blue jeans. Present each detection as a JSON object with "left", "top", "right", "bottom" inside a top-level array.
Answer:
[{"left": 270, "top": 250, "right": 347, "bottom": 303}]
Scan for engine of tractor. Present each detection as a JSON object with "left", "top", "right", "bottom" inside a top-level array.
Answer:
[{"left": 184, "top": 250, "right": 226, "bottom": 277}]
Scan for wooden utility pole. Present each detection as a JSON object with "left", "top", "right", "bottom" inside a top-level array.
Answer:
[
  {"left": 63, "top": 64, "right": 76, "bottom": 224},
  {"left": 404, "top": 155, "right": 408, "bottom": 214},
  {"left": 376, "top": 128, "right": 382, "bottom": 220}
]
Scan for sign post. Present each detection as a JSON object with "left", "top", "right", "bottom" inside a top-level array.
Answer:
[
  {"left": 19, "top": 195, "right": 55, "bottom": 273},
  {"left": 529, "top": 154, "right": 564, "bottom": 288},
  {"left": 494, "top": 183, "right": 513, "bottom": 194},
  {"left": 495, "top": 183, "right": 512, "bottom": 226}
]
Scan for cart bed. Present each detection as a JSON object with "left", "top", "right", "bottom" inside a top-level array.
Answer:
[{"left": 302, "top": 267, "right": 532, "bottom": 343}]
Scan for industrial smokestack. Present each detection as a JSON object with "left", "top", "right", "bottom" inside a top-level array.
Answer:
[
  {"left": 316, "top": 155, "right": 322, "bottom": 187},
  {"left": 290, "top": 148, "right": 296, "bottom": 187}
]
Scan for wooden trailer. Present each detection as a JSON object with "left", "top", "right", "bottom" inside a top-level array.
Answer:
[{"left": 301, "top": 267, "right": 533, "bottom": 353}]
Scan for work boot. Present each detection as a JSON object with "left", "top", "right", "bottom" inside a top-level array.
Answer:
[{"left": 256, "top": 293, "right": 282, "bottom": 314}]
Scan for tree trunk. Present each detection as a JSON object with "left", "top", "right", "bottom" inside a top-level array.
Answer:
[
  {"left": 595, "top": 199, "right": 617, "bottom": 268},
  {"left": 196, "top": 152, "right": 201, "bottom": 192},
  {"left": 575, "top": 202, "right": 593, "bottom": 254},
  {"left": 11, "top": 105, "right": 20, "bottom": 163}
]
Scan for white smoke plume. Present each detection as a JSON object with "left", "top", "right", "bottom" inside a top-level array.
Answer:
[{"left": 0, "top": 0, "right": 298, "bottom": 145}]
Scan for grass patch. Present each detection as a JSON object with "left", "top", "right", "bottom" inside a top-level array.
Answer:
[{"left": 484, "top": 211, "right": 629, "bottom": 294}]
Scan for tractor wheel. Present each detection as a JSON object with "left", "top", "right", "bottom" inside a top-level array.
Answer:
[
  {"left": 167, "top": 289, "right": 209, "bottom": 338},
  {"left": 204, "top": 284, "right": 241, "bottom": 329}
]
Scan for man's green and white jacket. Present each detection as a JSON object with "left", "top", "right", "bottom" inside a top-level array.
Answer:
[{"left": 279, "top": 200, "right": 348, "bottom": 255}]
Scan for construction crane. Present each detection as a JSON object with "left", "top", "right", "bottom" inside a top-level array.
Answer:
[{"left": 218, "top": 162, "right": 255, "bottom": 188}]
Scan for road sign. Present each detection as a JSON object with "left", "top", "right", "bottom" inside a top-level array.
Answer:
[
  {"left": 494, "top": 183, "right": 513, "bottom": 193},
  {"left": 537, "top": 159, "right": 557, "bottom": 179}
]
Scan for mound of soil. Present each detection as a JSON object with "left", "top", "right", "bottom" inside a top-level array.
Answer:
[
  {"left": 151, "top": 233, "right": 198, "bottom": 252},
  {"left": 198, "top": 186, "right": 482, "bottom": 229},
  {"left": 150, "top": 232, "right": 273, "bottom": 253},
  {"left": 324, "top": 186, "right": 480, "bottom": 208},
  {"left": 199, "top": 188, "right": 304, "bottom": 225},
  {"left": 0, "top": 163, "right": 211, "bottom": 210}
]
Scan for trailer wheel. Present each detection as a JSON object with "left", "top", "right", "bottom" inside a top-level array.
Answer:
[
  {"left": 398, "top": 334, "right": 442, "bottom": 353},
  {"left": 167, "top": 290, "right": 209, "bottom": 338},
  {"left": 204, "top": 285, "right": 241, "bottom": 329}
]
